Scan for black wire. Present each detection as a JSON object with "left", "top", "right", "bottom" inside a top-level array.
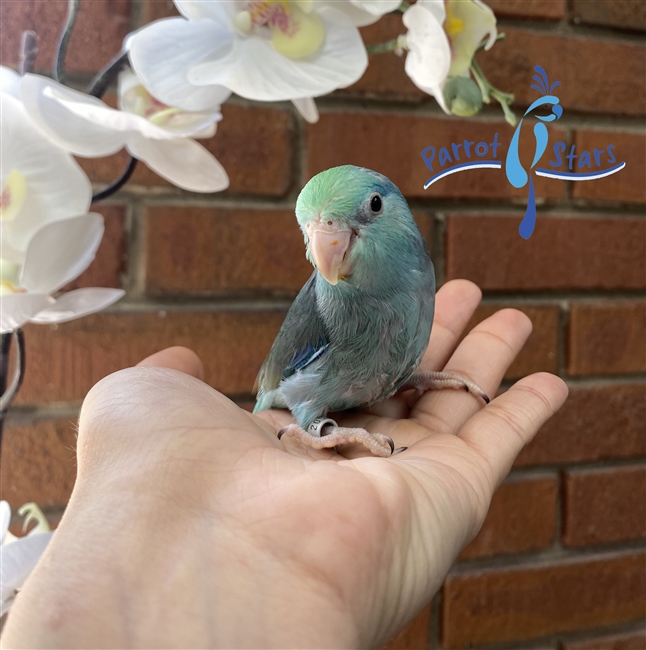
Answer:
[
  {"left": 92, "top": 156, "right": 138, "bottom": 202},
  {"left": 85, "top": 50, "right": 137, "bottom": 201},
  {"left": 0, "top": 329, "right": 26, "bottom": 453},
  {"left": 87, "top": 51, "right": 130, "bottom": 98},
  {"left": 54, "top": 0, "right": 80, "bottom": 84}
]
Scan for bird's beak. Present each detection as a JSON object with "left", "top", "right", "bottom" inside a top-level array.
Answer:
[{"left": 305, "top": 219, "right": 352, "bottom": 286}]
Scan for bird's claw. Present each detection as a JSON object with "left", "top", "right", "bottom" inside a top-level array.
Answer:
[{"left": 277, "top": 423, "right": 397, "bottom": 457}]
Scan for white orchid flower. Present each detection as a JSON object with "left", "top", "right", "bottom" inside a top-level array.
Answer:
[
  {"left": 1, "top": 67, "right": 124, "bottom": 333},
  {"left": 403, "top": 0, "right": 497, "bottom": 112},
  {"left": 321, "top": 0, "right": 403, "bottom": 27},
  {"left": 127, "top": 0, "right": 368, "bottom": 112},
  {"left": 1, "top": 501, "right": 53, "bottom": 616},
  {"left": 19, "top": 71, "right": 229, "bottom": 193}
]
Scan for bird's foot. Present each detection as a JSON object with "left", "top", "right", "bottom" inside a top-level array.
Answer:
[
  {"left": 278, "top": 423, "right": 400, "bottom": 457},
  {"left": 403, "top": 371, "right": 490, "bottom": 403}
]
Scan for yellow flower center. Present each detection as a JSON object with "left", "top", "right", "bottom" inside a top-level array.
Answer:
[
  {"left": 0, "top": 169, "right": 27, "bottom": 223},
  {"left": 445, "top": 6, "right": 464, "bottom": 39},
  {"left": 130, "top": 86, "right": 184, "bottom": 127},
  {"left": 234, "top": 0, "right": 325, "bottom": 59}
]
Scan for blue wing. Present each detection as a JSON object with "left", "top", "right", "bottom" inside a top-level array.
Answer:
[{"left": 254, "top": 272, "right": 329, "bottom": 398}]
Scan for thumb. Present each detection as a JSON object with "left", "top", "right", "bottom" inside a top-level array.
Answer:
[{"left": 136, "top": 346, "right": 204, "bottom": 380}]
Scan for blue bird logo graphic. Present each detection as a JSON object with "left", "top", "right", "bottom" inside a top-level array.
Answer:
[{"left": 505, "top": 66, "right": 563, "bottom": 239}]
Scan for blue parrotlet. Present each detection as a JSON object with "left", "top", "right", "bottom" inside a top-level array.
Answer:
[{"left": 253, "top": 166, "right": 489, "bottom": 457}]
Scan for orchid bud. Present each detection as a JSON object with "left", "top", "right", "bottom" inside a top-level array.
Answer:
[{"left": 443, "top": 77, "right": 483, "bottom": 117}]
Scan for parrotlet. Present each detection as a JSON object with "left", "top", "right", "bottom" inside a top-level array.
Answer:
[{"left": 254, "top": 166, "right": 488, "bottom": 457}]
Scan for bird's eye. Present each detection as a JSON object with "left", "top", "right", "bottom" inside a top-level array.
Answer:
[{"left": 370, "top": 194, "right": 382, "bottom": 213}]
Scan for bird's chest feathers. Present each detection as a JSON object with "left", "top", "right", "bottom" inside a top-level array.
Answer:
[{"left": 316, "top": 286, "right": 422, "bottom": 401}]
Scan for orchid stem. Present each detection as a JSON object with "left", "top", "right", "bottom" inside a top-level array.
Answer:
[
  {"left": 20, "top": 31, "right": 38, "bottom": 75},
  {"left": 54, "top": 0, "right": 80, "bottom": 84},
  {"left": 92, "top": 156, "right": 138, "bottom": 202},
  {"left": 475, "top": 31, "right": 505, "bottom": 54},
  {"left": 366, "top": 36, "right": 406, "bottom": 55},
  {"left": 397, "top": 1, "right": 411, "bottom": 11},
  {"left": 85, "top": 48, "right": 138, "bottom": 202},
  {"left": 0, "top": 330, "right": 26, "bottom": 463},
  {"left": 470, "top": 58, "right": 517, "bottom": 126},
  {"left": 52, "top": 0, "right": 136, "bottom": 201},
  {"left": 87, "top": 50, "right": 130, "bottom": 98}
]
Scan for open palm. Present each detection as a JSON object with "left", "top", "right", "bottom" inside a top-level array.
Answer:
[{"left": 4, "top": 280, "right": 567, "bottom": 650}]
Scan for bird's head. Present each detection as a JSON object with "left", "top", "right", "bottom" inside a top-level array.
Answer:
[{"left": 295, "top": 165, "right": 425, "bottom": 287}]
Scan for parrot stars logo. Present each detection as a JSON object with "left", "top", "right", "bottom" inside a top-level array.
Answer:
[{"left": 420, "top": 65, "right": 627, "bottom": 239}]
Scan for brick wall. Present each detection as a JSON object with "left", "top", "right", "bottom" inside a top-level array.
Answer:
[{"left": 2, "top": 1, "right": 645, "bottom": 648}]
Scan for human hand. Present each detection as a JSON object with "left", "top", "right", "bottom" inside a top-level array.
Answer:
[{"left": 3, "top": 280, "right": 568, "bottom": 649}]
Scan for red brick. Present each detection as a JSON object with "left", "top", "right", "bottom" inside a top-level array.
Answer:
[
  {"left": 568, "top": 301, "right": 646, "bottom": 376},
  {"left": 460, "top": 476, "right": 557, "bottom": 559},
  {"left": 16, "top": 310, "right": 286, "bottom": 404},
  {"left": 563, "top": 465, "right": 646, "bottom": 546},
  {"left": 516, "top": 384, "right": 646, "bottom": 466},
  {"left": 80, "top": 104, "right": 294, "bottom": 197},
  {"left": 572, "top": 131, "right": 646, "bottom": 204},
  {"left": 144, "top": 206, "right": 433, "bottom": 296},
  {"left": 442, "top": 552, "right": 646, "bottom": 648},
  {"left": 144, "top": 206, "right": 312, "bottom": 297},
  {"left": 210, "top": 104, "right": 294, "bottom": 197},
  {"left": 487, "top": 0, "right": 566, "bottom": 19},
  {"left": 1, "top": 418, "right": 78, "bottom": 510},
  {"left": 306, "top": 112, "right": 565, "bottom": 200},
  {"left": 64, "top": 203, "right": 126, "bottom": 291},
  {"left": 479, "top": 28, "right": 645, "bottom": 116},
  {"left": 446, "top": 215, "right": 646, "bottom": 291},
  {"left": 571, "top": 0, "right": 646, "bottom": 32},
  {"left": 346, "top": 15, "right": 426, "bottom": 101},
  {"left": 561, "top": 628, "right": 646, "bottom": 650},
  {"left": 1, "top": 0, "right": 130, "bottom": 75},
  {"left": 464, "top": 305, "right": 559, "bottom": 379},
  {"left": 139, "top": 0, "right": 179, "bottom": 24},
  {"left": 381, "top": 605, "right": 431, "bottom": 650}
]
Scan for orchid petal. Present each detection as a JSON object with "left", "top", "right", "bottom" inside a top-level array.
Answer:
[
  {"left": 191, "top": 122, "right": 217, "bottom": 139},
  {"left": 291, "top": 97, "right": 319, "bottom": 123},
  {"left": 128, "top": 18, "right": 233, "bottom": 112},
  {"left": 174, "top": 0, "right": 234, "bottom": 22},
  {"left": 0, "top": 66, "right": 21, "bottom": 99},
  {"left": 0, "top": 501, "right": 11, "bottom": 541},
  {"left": 1, "top": 531, "right": 53, "bottom": 616},
  {"left": 17, "top": 503, "right": 50, "bottom": 536},
  {"left": 0, "top": 294, "right": 55, "bottom": 333},
  {"left": 20, "top": 214, "right": 104, "bottom": 294},
  {"left": 403, "top": 3, "right": 451, "bottom": 91},
  {"left": 0, "top": 94, "right": 92, "bottom": 253},
  {"left": 118, "top": 70, "right": 222, "bottom": 137},
  {"left": 20, "top": 75, "right": 128, "bottom": 156},
  {"left": 419, "top": 81, "right": 450, "bottom": 113},
  {"left": 417, "top": 0, "right": 446, "bottom": 25},
  {"left": 350, "top": 0, "right": 401, "bottom": 16},
  {"left": 187, "top": 8, "right": 368, "bottom": 101},
  {"left": 127, "top": 134, "right": 229, "bottom": 192},
  {"left": 446, "top": 0, "right": 497, "bottom": 77},
  {"left": 26, "top": 77, "right": 183, "bottom": 143},
  {"left": 30, "top": 288, "right": 125, "bottom": 324},
  {"left": 327, "top": 2, "right": 381, "bottom": 26}
]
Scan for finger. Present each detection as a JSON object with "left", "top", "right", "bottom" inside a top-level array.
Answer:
[
  {"left": 137, "top": 346, "right": 204, "bottom": 380},
  {"left": 459, "top": 373, "right": 568, "bottom": 488},
  {"left": 419, "top": 279, "right": 482, "bottom": 372},
  {"left": 412, "top": 309, "right": 532, "bottom": 435}
]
